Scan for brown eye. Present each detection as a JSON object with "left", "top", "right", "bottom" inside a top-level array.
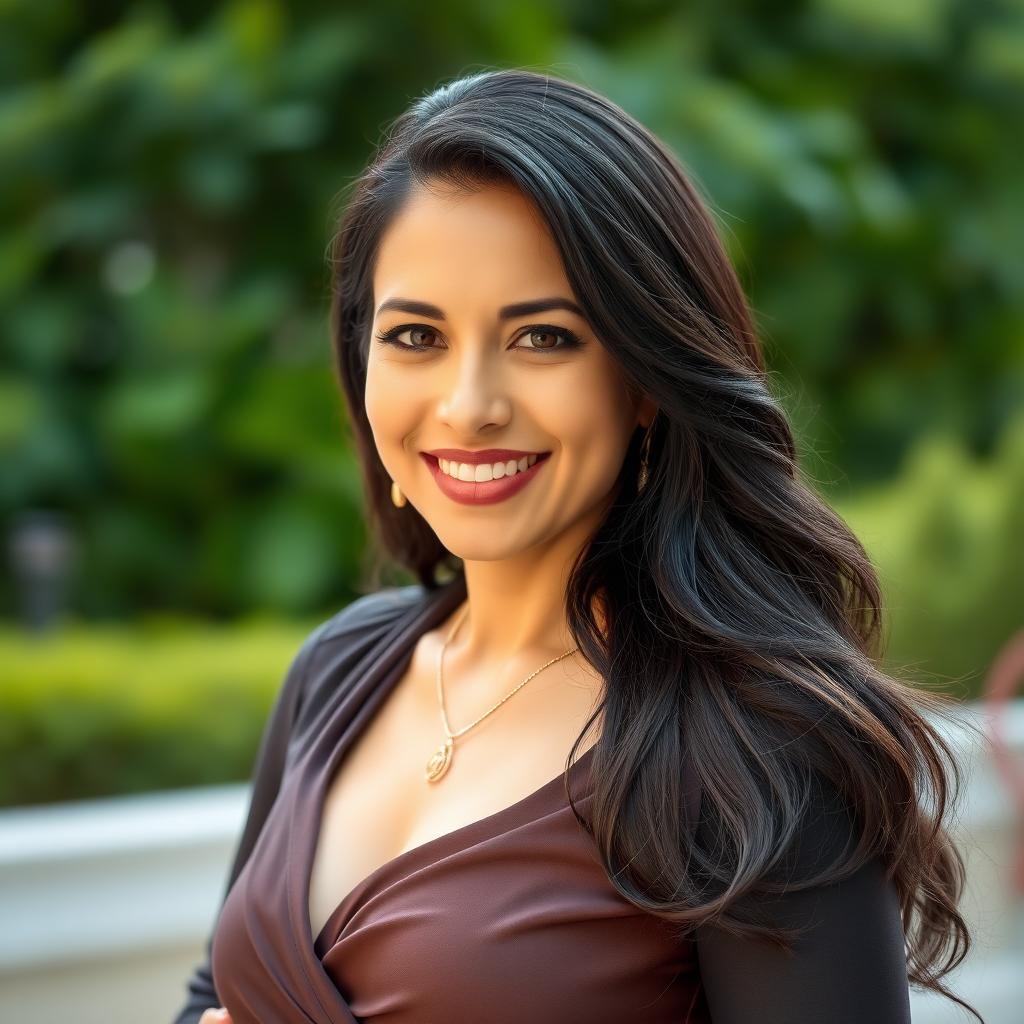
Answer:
[
  {"left": 374, "top": 325, "right": 441, "bottom": 350},
  {"left": 405, "top": 327, "right": 438, "bottom": 348},
  {"left": 522, "top": 330, "right": 559, "bottom": 351},
  {"left": 514, "top": 326, "right": 583, "bottom": 353}
]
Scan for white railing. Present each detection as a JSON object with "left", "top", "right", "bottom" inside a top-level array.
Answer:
[{"left": 1, "top": 700, "right": 1021, "bottom": 1024}]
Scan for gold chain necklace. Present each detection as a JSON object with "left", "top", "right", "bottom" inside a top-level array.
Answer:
[{"left": 424, "top": 601, "right": 581, "bottom": 783}]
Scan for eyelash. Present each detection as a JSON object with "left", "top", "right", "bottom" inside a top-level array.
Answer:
[{"left": 373, "top": 323, "right": 584, "bottom": 355}]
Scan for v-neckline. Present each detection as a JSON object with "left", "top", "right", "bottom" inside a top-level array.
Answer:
[
  {"left": 312, "top": 742, "right": 597, "bottom": 955},
  {"left": 292, "top": 577, "right": 599, "bottom": 961}
]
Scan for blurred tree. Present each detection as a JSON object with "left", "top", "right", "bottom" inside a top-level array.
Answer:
[{"left": 0, "top": 0, "right": 1020, "bottom": 619}]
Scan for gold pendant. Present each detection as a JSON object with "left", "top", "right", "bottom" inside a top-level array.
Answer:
[{"left": 425, "top": 736, "right": 454, "bottom": 782}]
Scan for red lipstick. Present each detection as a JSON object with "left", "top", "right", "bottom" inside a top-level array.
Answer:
[
  {"left": 419, "top": 450, "right": 552, "bottom": 506},
  {"left": 424, "top": 448, "right": 545, "bottom": 464}
]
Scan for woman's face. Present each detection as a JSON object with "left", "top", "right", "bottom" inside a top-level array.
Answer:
[{"left": 366, "top": 178, "right": 653, "bottom": 560}]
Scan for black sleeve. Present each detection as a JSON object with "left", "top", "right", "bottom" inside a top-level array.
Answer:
[
  {"left": 693, "top": 777, "right": 912, "bottom": 1024},
  {"left": 170, "top": 619, "right": 331, "bottom": 1024}
]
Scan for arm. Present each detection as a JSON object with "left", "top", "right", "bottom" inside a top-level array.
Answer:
[
  {"left": 693, "top": 778, "right": 912, "bottom": 1023},
  {"left": 170, "top": 619, "right": 331, "bottom": 1024}
]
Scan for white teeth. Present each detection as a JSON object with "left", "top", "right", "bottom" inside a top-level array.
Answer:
[{"left": 438, "top": 454, "right": 543, "bottom": 482}]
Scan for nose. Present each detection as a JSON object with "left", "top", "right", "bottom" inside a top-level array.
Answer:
[{"left": 436, "top": 345, "right": 512, "bottom": 434}]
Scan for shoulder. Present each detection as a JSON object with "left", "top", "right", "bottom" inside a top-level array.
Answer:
[
  {"left": 692, "top": 769, "right": 864, "bottom": 907},
  {"left": 296, "top": 582, "right": 429, "bottom": 672},
  {"left": 279, "top": 584, "right": 425, "bottom": 674},
  {"left": 775, "top": 771, "right": 861, "bottom": 884},
  {"left": 318, "top": 584, "right": 428, "bottom": 643},
  {"left": 285, "top": 583, "right": 430, "bottom": 721}
]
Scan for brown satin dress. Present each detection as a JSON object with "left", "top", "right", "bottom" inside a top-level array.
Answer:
[{"left": 209, "top": 577, "right": 708, "bottom": 1023}]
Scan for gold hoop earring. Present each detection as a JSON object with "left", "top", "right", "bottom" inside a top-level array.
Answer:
[
  {"left": 637, "top": 421, "right": 655, "bottom": 492},
  {"left": 390, "top": 480, "right": 407, "bottom": 508}
]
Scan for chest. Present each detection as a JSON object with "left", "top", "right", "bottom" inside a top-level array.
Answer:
[{"left": 306, "top": 637, "right": 604, "bottom": 944}]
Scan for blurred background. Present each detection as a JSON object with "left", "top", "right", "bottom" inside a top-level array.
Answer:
[{"left": 1, "top": 1, "right": 1021, "bottom": 1022}]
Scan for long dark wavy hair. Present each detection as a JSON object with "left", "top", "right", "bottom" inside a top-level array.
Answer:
[{"left": 327, "top": 68, "right": 982, "bottom": 1020}]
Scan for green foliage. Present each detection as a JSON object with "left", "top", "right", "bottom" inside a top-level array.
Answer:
[
  {"left": 837, "top": 410, "right": 1024, "bottom": 698},
  {"left": 0, "top": 1, "right": 1022, "bottom": 620},
  {"left": 0, "top": 614, "right": 315, "bottom": 806}
]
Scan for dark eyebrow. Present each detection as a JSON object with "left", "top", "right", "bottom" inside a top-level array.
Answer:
[{"left": 375, "top": 296, "right": 589, "bottom": 322}]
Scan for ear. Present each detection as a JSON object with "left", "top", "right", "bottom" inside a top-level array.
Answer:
[{"left": 636, "top": 394, "right": 659, "bottom": 431}]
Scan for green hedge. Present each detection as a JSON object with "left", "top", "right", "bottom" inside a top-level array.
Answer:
[
  {"left": 0, "top": 615, "right": 316, "bottom": 807},
  {"left": 836, "top": 411, "right": 1024, "bottom": 700}
]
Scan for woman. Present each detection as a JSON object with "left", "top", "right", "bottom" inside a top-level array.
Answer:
[{"left": 176, "top": 69, "right": 982, "bottom": 1023}]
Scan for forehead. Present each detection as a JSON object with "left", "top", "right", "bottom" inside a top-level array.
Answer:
[{"left": 373, "top": 180, "right": 574, "bottom": 311}]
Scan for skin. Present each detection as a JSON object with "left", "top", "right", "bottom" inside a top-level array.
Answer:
[{"left": 366, "top": 177, "right": 656, "bottom": 701}]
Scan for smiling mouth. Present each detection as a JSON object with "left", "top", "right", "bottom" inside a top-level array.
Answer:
[
  {"left": 425, "top": 451, "right": 550, "bottom": 481},
  {"left": 420, "top": 451, "right": 552, "bottom": 506}
]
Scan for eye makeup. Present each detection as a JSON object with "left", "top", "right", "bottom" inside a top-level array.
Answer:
[{"left": 373, "top": 323, "right": 584, "bottom": 355}]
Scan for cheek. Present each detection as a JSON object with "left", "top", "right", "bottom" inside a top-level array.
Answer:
[
  {"left": 363, "top": 369, "right": 384, "bottom": 433},
  {"left": 544, "top": 372, "right": 634, "bottom": 484},
  {"left": 363, "top": 349, "right": 390, "bottom": 413},
  {"left": 364, "top": 374, "right": 408, "bottom": 472},
  {"left": 364, "top": 358, "right": 413, "bottom": 441},
  {"left": 554, "top": 362, "right": 634, "bottom": 436}
]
